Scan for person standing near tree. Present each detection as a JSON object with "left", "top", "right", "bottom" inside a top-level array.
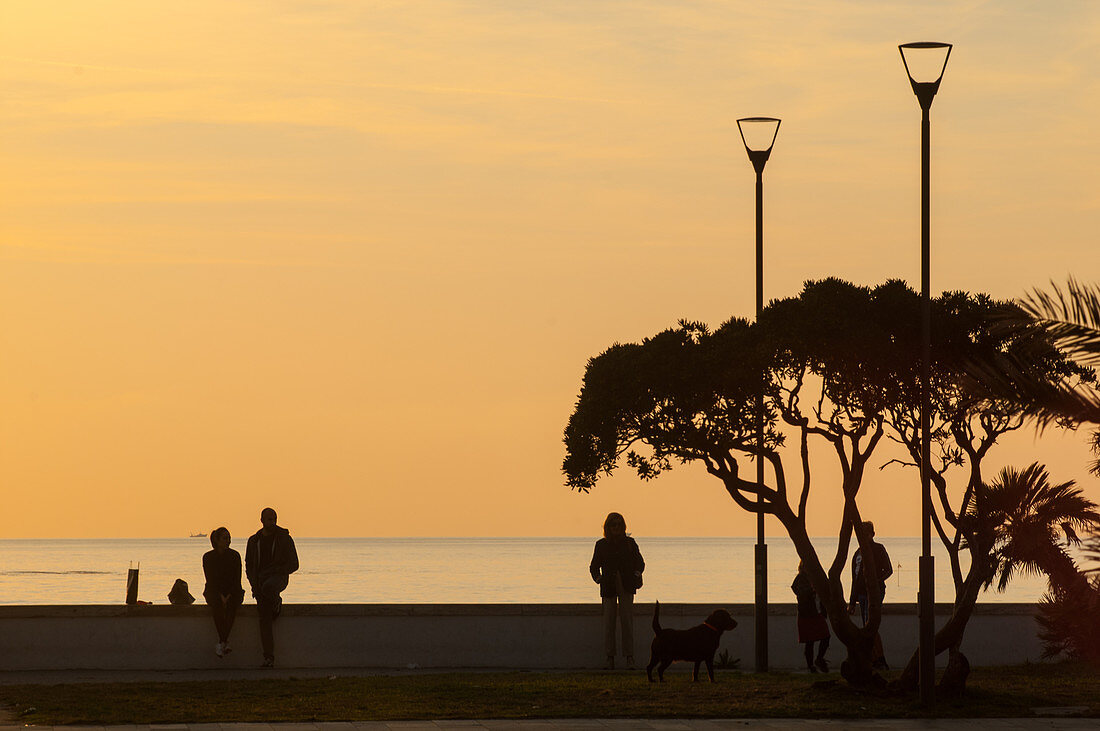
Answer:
[
  {"left": 590, "top": 512, "right": 645, "bottom": 670},
  {"left": 246, "top": 507, "right": 299, "bottom": 668},
  {"left": 792, "top": 562, "right": 830, "bottom": 673},
  {"left": 848, "top": 521, "right": 892, "bottom": 669},
  {"left": 848, "top": 521, "right": 893, "bottom": 623}
]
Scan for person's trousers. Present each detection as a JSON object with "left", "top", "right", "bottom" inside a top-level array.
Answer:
[
  {"left": 857, "top": 585, "right": 886, "bottom": 626},
  {"left": 204, "top": 592, "right": 243, "bottom": 644},
  {"left": 856, "top": 592, "right": 887, "bottom": 665},
  {"left": 803, "top": 636, "right": 829, "bottom": 667},
  {"left": 602, "top": 592, "right": 634, "bottom": 658},
  {"left": 256, "top": 575, "right": 288, "bottom": 659}
]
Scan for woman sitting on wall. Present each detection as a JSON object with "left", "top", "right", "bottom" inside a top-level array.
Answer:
[{"left": 203, "top": 526, "right": 245, "bottom": 658}]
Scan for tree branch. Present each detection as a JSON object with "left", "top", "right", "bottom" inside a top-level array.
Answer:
[
  {"left": 881, "top": 458, "right": 919, "bottom": 470},
  {"left": 797, "top": 427, "right": 812, "bottom": 521}
]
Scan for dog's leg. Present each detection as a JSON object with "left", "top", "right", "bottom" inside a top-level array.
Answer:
[
  {"left": 657, "top": 659, "right": 672, "bottom": 682},
  {"left": 706, "top": 657, "right": 715, "bottom": 682},
  {"left": 692, "top": 660, "right": 701, "bottom": 681},
  {"left": 646, "top": 656, "right": 658, "bottom": 683}
]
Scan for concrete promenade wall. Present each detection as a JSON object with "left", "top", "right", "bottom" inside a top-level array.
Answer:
[{"left": 0, "top": 603, "right": 1041, "bottom": 672}]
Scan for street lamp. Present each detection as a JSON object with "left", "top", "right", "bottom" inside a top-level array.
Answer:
[
  {"left": 899, "top": 41, "right": 951, "bottom": 708},
  {"left": 737, "top": 116, "right": 780, "bottom": 674}
]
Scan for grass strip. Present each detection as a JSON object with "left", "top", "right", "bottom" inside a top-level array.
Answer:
[{"left": 0, "top": 663, "right": 1096, "bottom": 724}]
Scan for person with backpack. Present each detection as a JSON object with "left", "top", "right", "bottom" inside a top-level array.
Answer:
[{"left": 590, "top": 512, "right": 645, "bottom": 670}]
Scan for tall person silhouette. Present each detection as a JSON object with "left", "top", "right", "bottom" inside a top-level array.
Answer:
[
  {"left": 245, "top": 507, "right": 299, "bottom": 667},
  {"left": 848, "top": 521, "right": 892, "bottom": 670},
  {"left": 590, "top": 512, "right": 645, "bottom": 670}
]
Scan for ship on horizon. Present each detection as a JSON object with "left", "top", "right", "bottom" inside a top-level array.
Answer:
[{"left": 189, "top": 531, "right": 207, "bottom": 538}]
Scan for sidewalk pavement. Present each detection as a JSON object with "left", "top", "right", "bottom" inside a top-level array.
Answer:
[
  {"left": 0, "top": 666, "right": 789, "bottom": 686},
  {"left": 0, "top": 668, "right": 454, "bottom": 686},
  {"left": 1, "top": 721, "right": 1097, "bottom": 730}
]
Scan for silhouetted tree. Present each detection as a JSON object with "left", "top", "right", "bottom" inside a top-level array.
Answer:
[
  {"left": 959, "top": 278, "right": 1100, "bottom": 664},
  {"left": 565, "top": 277, "right": 1098, "bottom": 688},
  {"left": 877, "top": 290, "right": 1094, "bottom": 691},
  {"left": 1040, "top": 527, "right": 1100, "bottom": 662},
  {"left": 982, "top": 465, "right": 1100, "bottom": 662},
  {"left": 564, "top": 279, "right": 918, "bottom": 686}
]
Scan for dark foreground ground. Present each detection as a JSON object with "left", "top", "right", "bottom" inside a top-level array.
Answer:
[{"left": 0, "top": 664, "right": 1096, "bottom": 725}]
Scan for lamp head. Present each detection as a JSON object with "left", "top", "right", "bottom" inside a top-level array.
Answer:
[
  {"left": 899, "top": 42, "right": 952, "bottom": 110},
  {"left": 736, "top": 117, "right": 780, "bottom": 174}
]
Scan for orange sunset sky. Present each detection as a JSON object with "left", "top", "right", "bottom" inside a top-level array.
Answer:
[{"left": 1, "top": 1, "right": 1098, "bottom": 538}]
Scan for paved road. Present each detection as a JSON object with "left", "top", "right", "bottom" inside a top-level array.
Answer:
[{"left": 0, "top": 721, "right": 1096, "bottom": 730}]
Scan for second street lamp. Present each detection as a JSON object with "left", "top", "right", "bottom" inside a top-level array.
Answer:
[
  {"left": 899, "top": 40, "right": 951, "bottom": 709},
  {"left": 736, "top": 116, "right": 780, "bottom": 674}
]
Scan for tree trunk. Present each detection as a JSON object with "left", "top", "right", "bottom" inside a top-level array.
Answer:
[
  {"left": 894, "top": 561, "right": 984, "bottom": 692},
  {"left": 781, "top": 513, "right": 883, "bottom": 687},
  {"left": 840, "top": 633, "right": 883, "bottom": 688},
  {"left": 938, "top": 648, "right": 970, "bottom": 697}
]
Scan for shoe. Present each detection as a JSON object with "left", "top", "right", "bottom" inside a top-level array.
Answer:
[
  {"left": 625, "top": 656, "right": 635, "bottom": 669},
  {"left": 808, "top": 665, "right": 818, "bottom": 673},
  {"left": 815, "top": 657, "right": 829, "bottom": 673},
  {"left": 223, "top": 643, "right": 233, "bottom": 656},
  {"left": 603, "top": 656, "right": 615, "bottom": 670},
  {"left": 215, "top": 642, "right": 225, "bottom": 658},
  {"left": 262, "top": 655, "right": 275, "bottom": 668}
]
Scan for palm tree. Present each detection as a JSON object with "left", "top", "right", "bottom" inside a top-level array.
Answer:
[
  {"left": 1037, "top": 525, "right": 1100, "bottom": 661},
  {"left": 975, "top": 463, "right": 1100, "bottom": 661},
  {"left": 957, "top": 281, "right": 1100, "bottom": 662},
  {"left": 979, "top": 463, "right": 1099, "bottom": 591},
  {"left": 1035, "top": 572, "right": 1100, "bottom": 661}
]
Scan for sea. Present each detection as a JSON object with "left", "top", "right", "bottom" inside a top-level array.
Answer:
[{"left": 0, "top": 536, "right": 1057, "bottom": 606}]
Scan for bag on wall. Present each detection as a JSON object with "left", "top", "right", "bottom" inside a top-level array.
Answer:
[{"left": 167, "top": 578, "right": 195, "bottom": 605}]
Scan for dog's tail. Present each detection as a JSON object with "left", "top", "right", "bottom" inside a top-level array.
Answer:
[{"left": 652, "top": 600, "right": 662, "bottom": 633}]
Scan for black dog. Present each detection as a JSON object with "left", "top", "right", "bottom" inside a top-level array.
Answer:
[{"left": 646, "top": 601, "right": 737, "bottom": 682}]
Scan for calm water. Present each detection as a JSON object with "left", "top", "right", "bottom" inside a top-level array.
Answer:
[{"left": 0, "top": 536, "right": 1052, "bottom": 605}]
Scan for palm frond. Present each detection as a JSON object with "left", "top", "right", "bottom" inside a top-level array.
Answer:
[
  {"left": 1018, "top": 278, "right": 1100, "bottom": 367},
  {"left": 961, "top": 278, "right": 1100, "bottom": 427},
  {"left": 1089, "top": 429, "right": 1100, "bottom": 478},
  {"left": 1084, "top": 529, "right": 1100, "bottom": 575},
  {"left": 963, "top": 352, "right": 1100, "bottom": 428}
]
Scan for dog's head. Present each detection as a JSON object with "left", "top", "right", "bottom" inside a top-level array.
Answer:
[{"left": 706, "top": 608, "right": 738, "bottom": 631}]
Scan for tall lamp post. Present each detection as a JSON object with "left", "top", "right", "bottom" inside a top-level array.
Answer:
[
  {"left": 736, "top": 116, "right": 780, "bottom": 674},
  {"left": 899, "top": 41, "right": 951, "bottom": 708}
]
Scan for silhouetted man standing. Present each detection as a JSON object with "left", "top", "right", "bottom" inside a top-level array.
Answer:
[
  {"left": 848, "top": 521, "right": 893, "bottom": 625},
  {"left": 246, "top": 507, "right": 299, "bottom": 667},
  {"left": 848, "top": 520, "right": 892, "bottom": 669}
]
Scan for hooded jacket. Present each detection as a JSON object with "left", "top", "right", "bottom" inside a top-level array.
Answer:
[{"left": 245, "top": 525, "right": 299, "bottom": 590}]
